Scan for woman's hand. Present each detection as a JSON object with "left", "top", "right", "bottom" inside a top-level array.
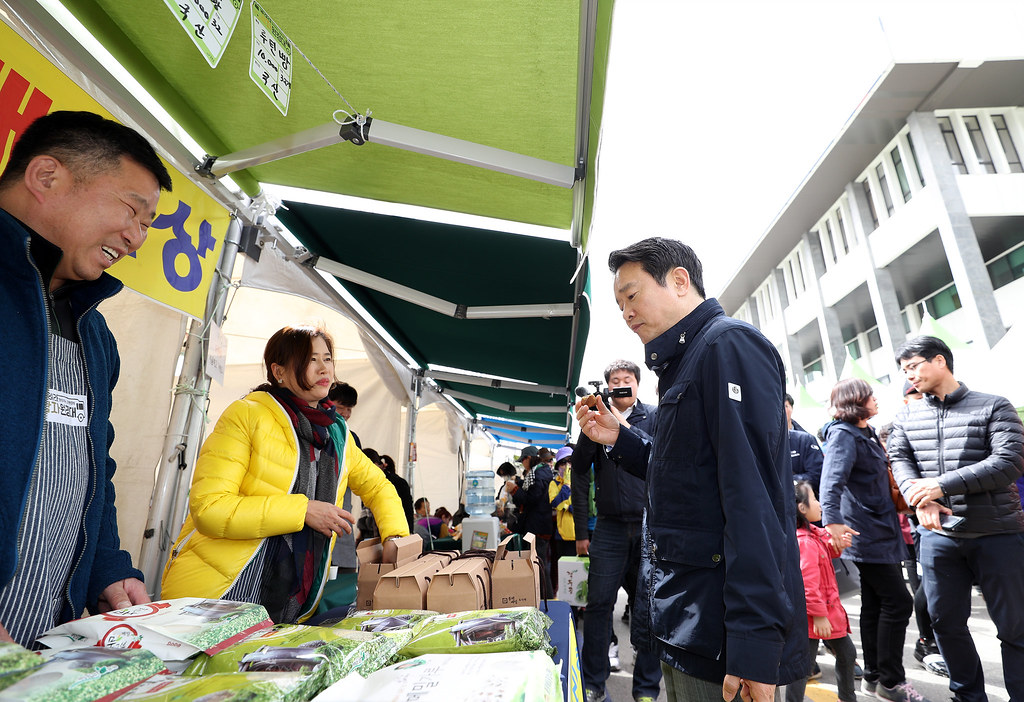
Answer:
[
  {"left": 304, "top": 500, "right": 354, "bottom": 538},
  {"left": 812, "top": 615, "right": 833, "bottom": 639}
]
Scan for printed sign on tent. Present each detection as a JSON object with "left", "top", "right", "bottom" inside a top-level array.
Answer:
[
  {"left": 0, "top": 21, "right": 229, "bottom": 320},
  {"left": 249, "top": 1, "right": 292, "bottom": 116},
  {"left": 163, "top": 0, "right": 243, "bottom": 68}
]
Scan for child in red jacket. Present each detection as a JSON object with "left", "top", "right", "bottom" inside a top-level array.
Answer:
[{"left": 787, "top": 480, "right": 857, "bottom": 702}]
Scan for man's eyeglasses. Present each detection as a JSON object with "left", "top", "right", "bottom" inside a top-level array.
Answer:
[{"left": 901, "top": 358, "right": 932, "bottom": 375}]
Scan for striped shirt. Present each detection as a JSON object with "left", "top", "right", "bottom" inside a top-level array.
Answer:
[{"left": 0, "top": 335, "right": 89, "bottom": 647}]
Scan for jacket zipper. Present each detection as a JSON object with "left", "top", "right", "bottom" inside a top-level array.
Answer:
[
  {"left": 936, "top": 403, "right": 950, "bottom": 510},
  {"left": 8, "top": 244, "right": 52, "bottom": 590},
  {"left": 64, "top": 298, "right": 104, "bottom": 613}
]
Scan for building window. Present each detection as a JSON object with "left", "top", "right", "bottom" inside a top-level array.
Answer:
[
  {"left": 891, "top": 146, "right": 912, "bottom": 202},
  {"left": 792, "top": 253, "right": 805, "bottom": 294},
  {"left": 937, "top": 116, "right": 967, "bottom": 174},
  {"left": 866, "top": 326, "right": 883, "bottom": 351},
  {"left": 964, "top": 115, "right": 996, "bottom": 173},
  {"left": 906, "top": 133, "right": 926, "bottom": 186},
  {"left": 826, "top": 220, "right": 844, "bottom": 259},
  {"left": 992, "top": 114, "right": 1023, "bottom": 173},
  {"left": 861, "top": 180, "right": 879, "bottom": 229},
  {"left": 845, "top": 338, "right": 861, "bottom": 360},
  {"left": 819, "top": 229, "right": 836, "bottom": 265},
  {"left": 875, "top": 163, "right": 895, "bottom": 215},
  {"left": 920, "top": 285, "right": 961, "bottom": 319},
  {"left": 835, "top": 207, "right": 853, "bottom": 249},
  {"left": 803, "top": 357, "right": 824, "bottom": 382},
  {"left": 988, "top": 244, "right": 1024, "bottom": 289},
  {"left": 901, "top": 310, "right": 912, "bottom": 335}
]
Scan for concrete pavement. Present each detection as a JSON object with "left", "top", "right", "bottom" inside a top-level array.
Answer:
[{"left": 588, "top": 581, "right": 1007, "bottom": 702}]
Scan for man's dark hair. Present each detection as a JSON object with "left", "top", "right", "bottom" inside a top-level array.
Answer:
[
  {"left": 607, "top": 237, "right": 706, "bottom": 298},
  {"left": 784, "top": 393, "right": 794, "bottom": 406},
  {"left": 604, "top": 359, "right": 641, "bottom": 384},
  {"left": 329, "top": 381, "right": 358, "bottom": 406},
  {"left": 894, "top": 335, "right": 954, "bottom": 373},
  {"left": 380, "top": 454, "right": 396, "bottom": 473},
  {"left": 0, "top": 111, "right": 172, "bottom": 192},
  {"left": 362, "top": 447, "right": 381, "bottom": 465},
  {"left": 414, "top": 497, "right": 429, "bottom": 511}
]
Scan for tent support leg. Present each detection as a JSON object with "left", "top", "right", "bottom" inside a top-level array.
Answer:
[
  {"left": 136, "top": 216, "right": 242, "bottom": 595},
  {"left": 405, "top": 373, "right": 422, "bottom": 500}
]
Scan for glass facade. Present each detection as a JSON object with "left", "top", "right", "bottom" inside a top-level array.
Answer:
[{"left": 938, "top": 116, "right": 968, "bottom": 174}]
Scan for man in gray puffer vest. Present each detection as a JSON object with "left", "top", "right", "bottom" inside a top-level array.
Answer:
[{"left": 888, "top": 335, "right": 1024, "bottom": 702}]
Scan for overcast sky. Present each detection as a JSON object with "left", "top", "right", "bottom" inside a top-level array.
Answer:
[{"left": 578, "top": 0, "right": 1024, "bottom": 403}]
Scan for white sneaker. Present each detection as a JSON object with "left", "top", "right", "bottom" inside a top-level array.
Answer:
[{"left": 608, "top": 642, "right": 620, "bottom": 672}]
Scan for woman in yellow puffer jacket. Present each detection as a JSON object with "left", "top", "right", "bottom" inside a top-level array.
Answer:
[{"left": 161, "top": 325, "right": 408, "bottom": 623}]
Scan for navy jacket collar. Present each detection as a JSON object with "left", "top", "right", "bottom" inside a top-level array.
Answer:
[{"left": 644, "top": 298, "right": 723, "bottom": 375}]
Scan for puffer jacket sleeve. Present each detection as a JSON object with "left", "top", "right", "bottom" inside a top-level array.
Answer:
[
  {"left": 345, "top": 440, "right": 409, "bottom": 541},
  {"left": 887, "top": 411, "right": 921, "bottom": 496},
  {"left": 939, "top": 396, "right": 1024, "bottom": 496},
  {"left": 190, "top": 399, "right": 309, "bottom": 539}
]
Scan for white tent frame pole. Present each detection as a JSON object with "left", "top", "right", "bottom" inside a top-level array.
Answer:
[
  {"left": 314, "top": 256, "right": 573, "bottom": 320},
  {"left": 204, "top": 119, "right": 576, "bottom": 189},
  {"left": 136, "top": 217, "right": 243, "bottom": 595},
  {"left": 405, "top": 373, "right": 423, "bottom": 498},
  {"left": 425, "top": 369, "right": 565, "bottom": 396}
]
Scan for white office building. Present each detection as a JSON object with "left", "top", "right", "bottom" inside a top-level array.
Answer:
[{"left": 719, "top": 59, "right": 1024, "bottom": 406}]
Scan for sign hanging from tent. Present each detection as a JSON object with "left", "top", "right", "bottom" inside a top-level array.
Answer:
[
  {"left": 249, "top": 1, "right": 292, "bottom": 116},
  {"left": 0, "top": 20, "right": 229, "bottom": 320},
  {"left": 163, "top": 0, "right": 243, "bottom": 68}
]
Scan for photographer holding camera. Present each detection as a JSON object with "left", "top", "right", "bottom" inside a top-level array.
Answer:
[{"left": 573, "top": 360, "right": 662, "bottom": 702}]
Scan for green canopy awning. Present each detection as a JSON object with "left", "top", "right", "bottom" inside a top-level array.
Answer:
[
  {"left": 277, "top": 201, "right": 589, "bottom": 426},
  {"left": 54, "top": 0, "right": 613, "bottom": 243}
]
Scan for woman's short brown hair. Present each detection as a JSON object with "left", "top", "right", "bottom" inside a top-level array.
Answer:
[
  {"left": 830, "top": 378, "right": 874, "bottom": 423},
  {"left": 263, "top": 325, "right": 335, "bottom": 392}
]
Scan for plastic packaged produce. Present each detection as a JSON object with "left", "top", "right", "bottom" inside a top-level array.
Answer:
[
  {"left": 398, "top": 607, "right": 553, "bottom": 659},
  {"left": 0, "top": 641, "right": 43, "bottom": 691},
  {"left": 185, "top": 624, "right": 404, "bottom": 698},
  {"left": 37, "top": 598, "right": 272, "bottom": 662},
  {"left": 113, "top": 672, "right": 308, "bottom": 701},
  {"left": 312, "top": 651, "right": 562, "bottom": 702},
  {"left": 0, "top": 647, "right": 164, "bottom": 702},
  {"left": 327, "top": 609, "right": 435, "bottom": 633}
]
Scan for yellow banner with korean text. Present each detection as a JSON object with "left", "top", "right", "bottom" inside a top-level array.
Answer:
[{"left": 0, "top": 20, "right": 227, "bottom": 320}]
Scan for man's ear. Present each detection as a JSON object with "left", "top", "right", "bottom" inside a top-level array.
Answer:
[
  {"left": 22, "top": 155, "right": 65, "bottom": 203},
  {"left": 670, "top": 266, "right": 691, "bottom": 296}
]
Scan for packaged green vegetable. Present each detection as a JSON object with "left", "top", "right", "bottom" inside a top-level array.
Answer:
[
  {"left": 113, "top": 672, "right": 308, "bottom": 701},
  {"left": 328, "top": 609, "right": 434, "bottom": 633},
  {"left": 398, "top": 607, "right": 553, "bottom": 659},
  {"left": 312, "top": 651, "right": 562, "bottom": 702},
  {"left": 185, "top": 624, "right": 401, "bottom": 697},
  {"left": 0, "top": 647, "right": 164, "bottom": 702},
  {"left": 0, "top": 641, "right": 43, "bottom": 691}
]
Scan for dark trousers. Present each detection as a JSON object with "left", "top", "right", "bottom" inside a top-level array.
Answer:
[
  {"left": 582, "top": 516, "right": 662, "bottom": 699},
  {"left": 534, "top": 535, "right": 553, "bottom": 599},
  {"left": 854, "top": 561, "right": 913, "bottom": 688},
  {"left": 785, "top": 635, "right": 857, "bottom": 702},
  {"left": 920, "top": 529, "right": 1024, "bottom": 702}
]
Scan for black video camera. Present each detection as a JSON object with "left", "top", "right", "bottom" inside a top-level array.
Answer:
[{"left": 574, "top": 380, "right": 633, "bottom": 404}]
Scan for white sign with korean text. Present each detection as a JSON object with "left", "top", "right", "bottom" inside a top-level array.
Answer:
[
  {"left": 249, "top": 1, "right": 293, "bottom": 116},
  {"left": 164, "top": 0, "right": 243, "bottom": 68}
]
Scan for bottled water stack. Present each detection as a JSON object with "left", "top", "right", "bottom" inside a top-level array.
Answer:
[{"left": 464, "top": 469, "right": 495, "bottom": 516}]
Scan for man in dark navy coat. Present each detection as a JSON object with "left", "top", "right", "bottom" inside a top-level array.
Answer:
[{"left": 576, "top": 237, "right": 806, "bottom": 702}]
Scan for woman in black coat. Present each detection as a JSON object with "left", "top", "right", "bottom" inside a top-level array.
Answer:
[{"left": 819, "top": 379, "right": 923, "bottom": 702}]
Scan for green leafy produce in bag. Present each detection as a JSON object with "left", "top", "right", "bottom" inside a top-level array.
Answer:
[
  {"left": 113, "top": 671, "right": 308, "bottom": 701},
  {"left": 0, "top": 647, "right": 164, "bottom": 702},
  {"left": 185, "top": 624, "right": 400, "bottom": 697},
  {"left": 328, "top": 609, "right": 434, "bottom": 633},
  {"left": 398, "top": 607, "right": 553, "bottom": 659},
  {"left": 0, "top": 641, "right": 43, "bottom": 691}
]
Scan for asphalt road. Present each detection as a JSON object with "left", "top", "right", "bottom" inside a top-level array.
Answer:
[{"left": 585, "top": 576, "right": 1006, "bottom": 702}]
